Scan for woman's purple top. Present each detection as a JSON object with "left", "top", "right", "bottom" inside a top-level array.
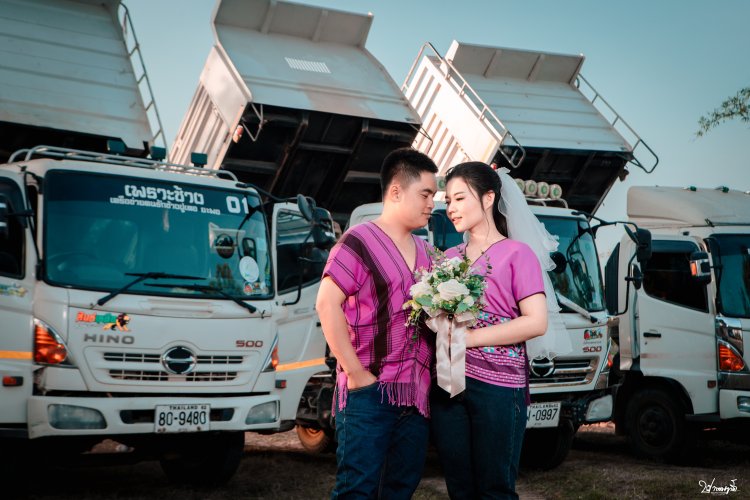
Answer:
[
  {"left": 446, "top": 239, "right": 545, "bottom": 390},
  {"left": 323, "top": 222, "right": 434, "bottom": 417}
]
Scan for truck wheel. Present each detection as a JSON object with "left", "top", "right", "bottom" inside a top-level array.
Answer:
[
  {"left": 160, "top": 431, "right": 244, "bottom": 486},
  {"left": 296, "top": 425, "right": 336, "bottom": 454},
  {"left": 520, "top": 420, "right": 575, "bottom": 470},
  {"left": 625, "top": 388, "right": 692, "bottom": 462}
]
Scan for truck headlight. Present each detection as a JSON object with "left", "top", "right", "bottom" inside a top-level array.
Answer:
[
  {"left": 34, "top": 319, "right": 73, "bottom": 366},
  {"left": 585, "top": 395, "right": 613, "bottom": 422},
  {"left": 262, "top": 336, "right": 279, "bottom": 373},
  {"left": 245, "top": 401, "right": 278, "bottom": 425},
  {"left": 48, "top": 404, "right": 106, "bottom": 429}
]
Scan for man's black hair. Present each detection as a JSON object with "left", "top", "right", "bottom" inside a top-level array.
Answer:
[{"left": 380, "top": 148, "right": 438, "bottom": 197}]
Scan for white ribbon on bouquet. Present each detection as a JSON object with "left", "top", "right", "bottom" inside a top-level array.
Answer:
[{"left": 426, "top": 311, "right": 475, "bottom": 397}]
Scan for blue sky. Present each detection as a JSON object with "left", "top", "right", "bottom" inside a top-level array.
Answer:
[{"left": 126, "top": 0, "right": 749, "bottom": 253}]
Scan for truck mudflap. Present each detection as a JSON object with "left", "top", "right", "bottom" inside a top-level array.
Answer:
[
  {"left": 294, "top": 368, "right": 336, "bottom": 430},
  {"left": 27, "top": 394, "right": 279, "bottom": 439}
]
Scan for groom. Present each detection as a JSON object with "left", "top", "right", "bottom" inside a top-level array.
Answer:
[{"left": 316, "top": 148, "right": 438, "bottom": 499}]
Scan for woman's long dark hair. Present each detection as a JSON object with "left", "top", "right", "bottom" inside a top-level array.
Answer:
[{"left": 444, "top": 161, "right": 508, "bottom": 236}]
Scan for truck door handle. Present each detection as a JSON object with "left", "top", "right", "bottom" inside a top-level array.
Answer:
[{"left": 643, "top": 331, "right": 661, "bottom": 338}]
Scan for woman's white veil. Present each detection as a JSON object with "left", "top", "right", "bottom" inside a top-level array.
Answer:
[{"left": 496, "top": 168, "right": 572, "bottom": 360}]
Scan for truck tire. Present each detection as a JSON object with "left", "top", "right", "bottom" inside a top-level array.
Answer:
[
  {"left": 296, "top": 425, "right": 336, "bottom": 454},
  {"left": 159, "top": 431, "right": 244, "bottom": 486},
  {"left": 1, "top": 439, "right": 32, "bottom": 492},
  {"left": 625, "top": 388, "right": 693, "bottom": 462},
  {"left": 520, "top": 419, "right": 575, "bottom": 470}
]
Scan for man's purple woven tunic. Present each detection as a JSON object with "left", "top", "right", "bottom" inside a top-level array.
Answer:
[
  {"left": 446, "top": 239, "right": 545, "bottom": 390},
  {"left": 323, "top": 222, "right": 434, "bottom": 417}
]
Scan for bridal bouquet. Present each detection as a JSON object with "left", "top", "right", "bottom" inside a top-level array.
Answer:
[{"left": 404, "top": 250, "right": 487, "bottom": 396}]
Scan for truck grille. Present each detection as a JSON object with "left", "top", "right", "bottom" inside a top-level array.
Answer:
[
  {"left": 103, "top": 352, "right": 243, "bottom": 364},
  {"left": 529, "top": 357, "right": 596, "bottom": 386},
  {"left": 110, "top": 370, "right": 238, "bottom": 382},
  {"left": 100, "top": 351, "right": 246, "bottom": 384}
]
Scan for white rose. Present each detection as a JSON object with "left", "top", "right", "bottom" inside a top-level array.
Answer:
[
  {"left": 409, "top": 281, "right": 432, "bottom": 298},
  {"left": 437, "top": 279, "right": 470, "bottom": 301},
  {"left": 462, "top": 295, "right": 475, "bottom": 307},
  {"left": 448, "top": 256, "right": 463, "bottom": 268}
]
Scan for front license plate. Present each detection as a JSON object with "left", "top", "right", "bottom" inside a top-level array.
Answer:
[
  {"left": 155, "top": 404, "right": 210, "bottom": 433},
  {"left": 526, "top": 402, "right": 561, "bottom": 428}
]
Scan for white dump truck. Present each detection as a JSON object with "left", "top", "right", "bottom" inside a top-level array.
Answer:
[
  {"left": 397, "top": 41, "right": 658, "bottom": 468},
  {"left": 0, "top": 0, "right": 331, "bottom": 485},
  {"left": 605, "top": 186, "right": 750, "bottom": 461},
  {"left": 170, "top": 0, "right": 421, "bottom": 452}
]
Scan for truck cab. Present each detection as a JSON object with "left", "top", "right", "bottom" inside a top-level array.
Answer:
[
  {"left": 0, "top": 146, "right": 334, "bottom": 484},
  {"left": 606, "top": 186, "right": 750, "bottom": 461}
]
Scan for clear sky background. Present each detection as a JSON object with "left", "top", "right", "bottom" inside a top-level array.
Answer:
[{"left": 126, "top": 0, "right": 749, "bottom": 254}]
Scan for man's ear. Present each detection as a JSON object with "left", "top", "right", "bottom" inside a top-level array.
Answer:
[{"left": 386, "top": 182, "right": 401, "bottom": 203}]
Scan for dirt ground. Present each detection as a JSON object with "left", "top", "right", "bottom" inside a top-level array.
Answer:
[{"left": 8, "top": 424, "right": 749, "bottom": 499}]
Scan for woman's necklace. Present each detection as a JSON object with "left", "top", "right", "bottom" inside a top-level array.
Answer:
[
  {"left": 466, "top": 236, "right": 505, "bottom": 259},
  {"left": 465, "top": 236, "right": 506, "bottom": 276}
]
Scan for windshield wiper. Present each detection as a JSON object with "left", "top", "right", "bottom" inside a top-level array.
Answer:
[
  {"left": 556, "top": 292, "right": 600, "bottom": 323},
  {"left": 146, "top": 283, "right": 257, "bottom": 313},
  {"left": 94, "top": 272, "right": 206, "bottom": 307}
]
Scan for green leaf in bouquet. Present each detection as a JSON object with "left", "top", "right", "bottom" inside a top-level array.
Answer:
[
  {"left": 456, "top": 301, "right": 470, "bottom": 313},
  {"left": 416, "top": 296, "right": 434, "bottom": 307}
]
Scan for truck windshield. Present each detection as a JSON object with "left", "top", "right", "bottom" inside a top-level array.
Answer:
[
  {"left": 710, "top": 234, "right": 750, "bottom": 318},
  {"left": 43, "top": 170, "right": 273, "bottom": 299},
  {"left": 430, "top": 209, "right": 605, "bottom": 312},
  {"left": 537, "top": 216, "right": 605, "bottom": 312}
]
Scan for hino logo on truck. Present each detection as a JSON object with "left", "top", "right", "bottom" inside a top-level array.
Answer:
[
  {"left": 162, "top": 346, "right": 197, "bottom": 375},
  {"left": 83, "top": 333, "right": 134, "bottom": 344},
  {"left": 530, "top": 358, "right": 555, "bottom": 378}
]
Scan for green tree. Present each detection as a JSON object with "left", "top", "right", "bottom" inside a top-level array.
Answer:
[{"left": 697, "top": 87, "right": 750, "bottom": 137}]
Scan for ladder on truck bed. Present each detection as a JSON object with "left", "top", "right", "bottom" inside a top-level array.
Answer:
[
  {"left": 0, "top": 0, "right": 165, "bottom": 161},
  {"left": 402, "top": 42, "right": 659, "bottom": 213}
]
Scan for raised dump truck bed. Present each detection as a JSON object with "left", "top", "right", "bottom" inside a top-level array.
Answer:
[
  {"left": 171, "top": 0, "right": 419, "bottom": 222},
  {"left": 403, "top": 41, "right": 658, "bottom": 213},
  {"left": 627, "top": 186, "right": 750, "bottom": 229},
  {"left": 0, "top": 0, "right": 162, "bottom": 160}
]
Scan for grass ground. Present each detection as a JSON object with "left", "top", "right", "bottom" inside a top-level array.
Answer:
[{"left": 9, "top": 425, "right": 749, "bottom": 499}]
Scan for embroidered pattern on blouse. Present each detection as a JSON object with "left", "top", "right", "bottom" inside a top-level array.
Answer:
[{"left": 473, "top": 312, "right": 525, "bottom": 357}]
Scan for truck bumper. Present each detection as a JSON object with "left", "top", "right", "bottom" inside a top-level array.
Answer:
[
  {"left": 556, "top": 390, "right": 613, "bottom": 426},
  {"left": 27, "top": 394, "right": 280, "bottom": 439},
  {"left": 719, "top": 390, "right": 750, "bottom": 419}
]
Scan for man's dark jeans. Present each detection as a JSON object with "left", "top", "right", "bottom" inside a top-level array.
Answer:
[
  {"left": 431, "top": 377, "right": 527, "bottom": 500},
  {"left": 331, "top": 383, "right": 429, "bottom": 499}
]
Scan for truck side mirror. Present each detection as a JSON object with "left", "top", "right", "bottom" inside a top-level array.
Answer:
[
  {"left": 550, "top": 251, "right": 567, "bottom": 274},
  {"left": 0, "top": 194, "right": 10, "bottom": 240},
  {"left": 689, "top": 251, "right": 712, "bottom": 284},
  {"left": 634, "top": 229, "right": 652, "bottom": 263},
  {"left": 624, "top": 226, "right": 652, "bottom": 263},
  {"left": 604, "top": 245, "right": 620, "bottom": 315},
  {"left": 297, "top": 194, "right": 314, "bottom": 222},
  {"left": 626, "top": 264, "right": 643, "bottom": 290},
  {"left": 312, "top": 207, "right": 336, "bottom": 250}
]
